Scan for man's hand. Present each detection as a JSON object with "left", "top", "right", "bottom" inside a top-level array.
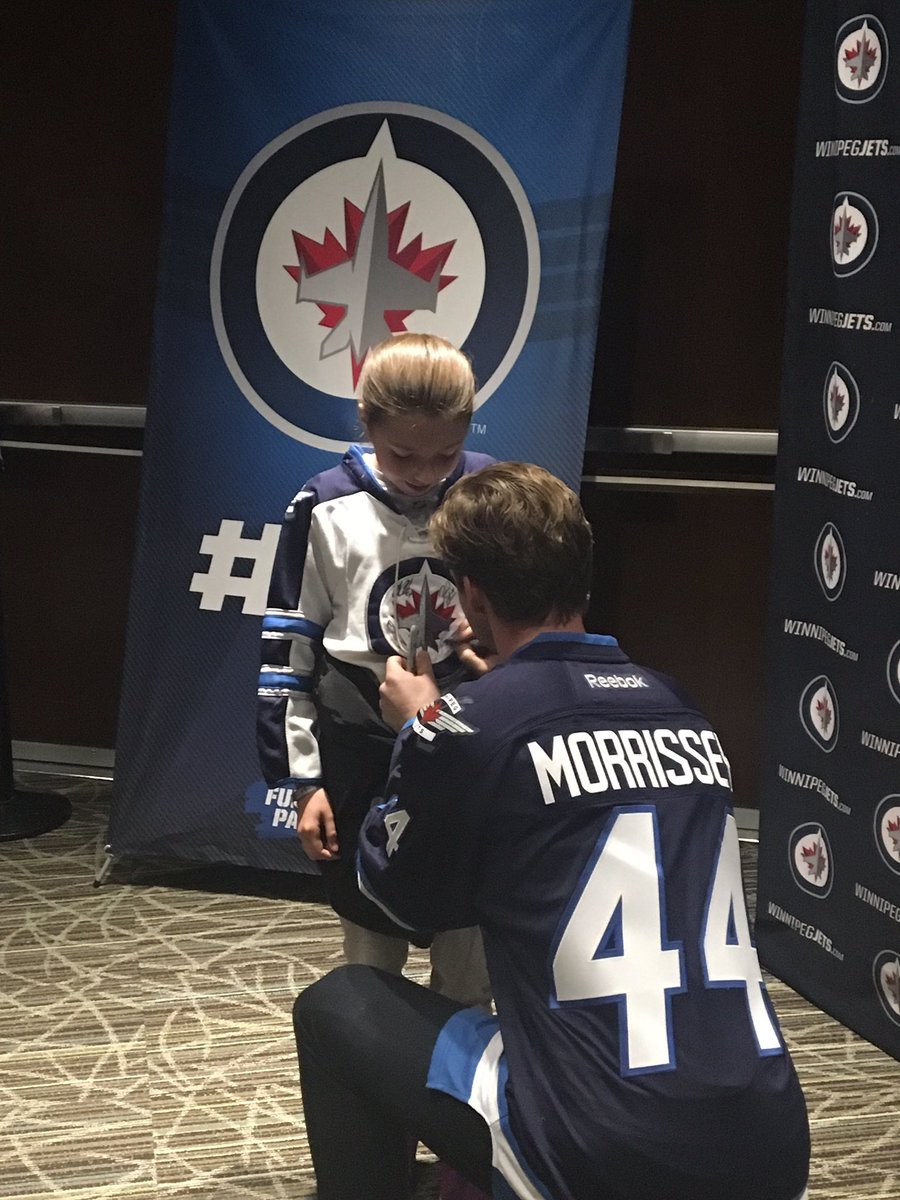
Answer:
[
  {"left": 379, "top": 652, "right": 440, "bottom": 731},
  {"left": 450, "top": 618, "right": 498, "bottom": 676},
  {"left": 296, "top": 787, "right": 339, "bottom": 860}
]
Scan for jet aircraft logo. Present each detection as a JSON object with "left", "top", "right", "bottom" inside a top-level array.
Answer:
[
  {"left": 822, "top": 362, "right": 860, "bottom": 444},
  {"left": 211, "top": 103, "right": 539, "bottom": 451},
  {"left": 799, "top": 676, "right": 839, "bottom": 752},
  {"left": 789, "top": 823, "right": 834, "bottom": 898},
  {"left": 367, "top": 556, "right": 462, "bottom": 671},
  {"left": 886, "top": 639, "right": 900, "bottom": 708},
  {"left": 835, "top": 16, "right": 888, "bottom": 102},
  {"left": 831, "top": 193, "right": 878, "bottom": 277},
  {"left": 874, "top": 796, "right": 900, "bottom": 876},
  {"left": 814, "top": 523, "right": 846, "bottom": 601},
  {"left": 873, "top": 950, "right": 900, "bottom": 1026}
]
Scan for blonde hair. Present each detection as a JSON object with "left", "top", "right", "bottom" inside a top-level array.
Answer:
[
  {"left": 358, "top": 333, "right": 475, "bottom": 427},
  {"left": 431, "top": 462, "right": 593, "bottom": 624}
]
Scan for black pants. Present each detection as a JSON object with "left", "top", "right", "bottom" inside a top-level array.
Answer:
[
  {"left": 293, "top": 965, "right": 494, "bottom": 1200},
  {"left": 316, "top": 656, "right": 431, "bottom": 942}
]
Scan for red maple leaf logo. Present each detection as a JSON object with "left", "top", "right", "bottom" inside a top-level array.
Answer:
[
  {"left": 800, "top": 839, "right": 827, "bottom": 880},
  {"left": 420, "top": 700, "right": 442, "bottom": 723},
  {"left": 284, "top": 200, "right": 456, "bottom": 385},
  {"left": 823, "top": 542, "right": 839, "bottom": 583},
  {"left": 844, "top": 35, "right": 878, "bottom": 83},
  {"left": 397, "top": 587, "right": 456, "bottom": 623},
  {"left": 815, "top": 697, "right": 833, "bottom": 733},
  {"left": 833, "top": 214, "right": 862, "bottom": 258},
  {"left": 889, "top": 817, "right": 900, "bottom": 833},
  {"left": 829, "top": 380, "right": 846, "bottom": 423}
]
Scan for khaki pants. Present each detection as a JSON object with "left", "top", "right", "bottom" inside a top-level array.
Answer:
[{"left": 339, "top": 918, "right": 492, "bottom": 1009}]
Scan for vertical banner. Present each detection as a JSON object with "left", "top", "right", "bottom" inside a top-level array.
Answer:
[
  {"left": 108, "top": 1, "right": 631, "bottom": 870},
  {"left": 757, "top": 4, "right": 900, "bottom": 1059}
]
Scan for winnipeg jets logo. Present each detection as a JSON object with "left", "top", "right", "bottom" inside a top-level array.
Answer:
[
  {"left": 368, "top": 556, "right": 461, "bottom": 669},
  {"left": 831, "top": 193, "right": 878, "bottom": 277},
  {"left": 822, "top": 362, "right": 859, "bottom": 443},
  {"left": 799, "top": 676, "right": 839, "bottom": 751},
  {"left": 281, "top": 156, "right": 457, "bottom": 386},
  {"left": 835, "top": 16, "right": 888, "bottom": 103},
  {"left": 885, "top": 639, "right": 900, "bottom": 708},
  {"left": 263, "top": 122, "right": 479, "bottom": 394},
  {"left": 211, "top": 102, "right": 539, "bottom": 451},
  {"left": 393, "top": 567, "right": 457, "bottom": 654},
  {"left": 814, "top": 523, "right": 846, "bottom": 601},
  {"left": 873, "top": 950, "right": 900, "bottom": 1026},
  {"left": 874, "top": 796, "right": 900, "bottom": 876},
  {"left": 789, "top": 823, "right": 833, "bottom": 897}
]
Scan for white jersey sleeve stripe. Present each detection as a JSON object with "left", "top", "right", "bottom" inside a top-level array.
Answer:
[{"left": 428, "top": 1011, "right": 552, "bottom": 1200}]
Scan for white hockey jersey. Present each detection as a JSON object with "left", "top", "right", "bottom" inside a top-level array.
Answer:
[{"left": 257, "top": 445, "right": 494, "bottom": 791}]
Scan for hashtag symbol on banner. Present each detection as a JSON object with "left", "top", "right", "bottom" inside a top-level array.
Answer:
[{"left": 189, "top": 520, "right": 281, "bottom": 615}]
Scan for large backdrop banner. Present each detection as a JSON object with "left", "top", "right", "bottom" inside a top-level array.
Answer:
[
  {"left": 107, "top": 0, "right": 632, "bottom": 871},
  {"left": 756, "top": 5, "right": 900, "bottom": 1059}
]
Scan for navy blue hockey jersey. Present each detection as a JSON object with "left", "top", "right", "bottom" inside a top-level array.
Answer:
[{"left": 358, "top": 634, "right": 810, "bottom": 1200}]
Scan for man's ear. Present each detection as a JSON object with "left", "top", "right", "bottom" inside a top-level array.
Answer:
[{"left": 459, "top": 575, "right": 488, "bottom": 617}]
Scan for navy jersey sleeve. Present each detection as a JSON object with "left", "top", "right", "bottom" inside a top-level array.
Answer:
[
  {"left": 357, "top": 694, "right": 491, "bottom": 932},
  {"left": 256, "top": 487, "right": 332, "bottom": 790}
]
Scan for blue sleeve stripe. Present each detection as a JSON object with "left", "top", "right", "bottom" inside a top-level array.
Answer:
[
  {"left": 427, "top": 1009, "right": 501, "bottom": 1101},
  {"left": 257, "top": 671, "right": 313, "bottom": 692},
  {"left": 262, "top": 614, "right": 325, "bottom": 640}
]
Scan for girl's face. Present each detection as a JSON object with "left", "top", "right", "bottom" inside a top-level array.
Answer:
[{"left": 365, "top": 412, "right": 469, "bottom": 496}]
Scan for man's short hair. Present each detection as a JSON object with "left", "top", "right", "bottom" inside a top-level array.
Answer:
[{"left": 431, "top": 462, "right": 593, "bottom": 624}]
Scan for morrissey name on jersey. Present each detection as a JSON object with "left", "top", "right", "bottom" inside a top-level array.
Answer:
[{"left": 528, "top": 726, "right": 732, "bottom": 805}]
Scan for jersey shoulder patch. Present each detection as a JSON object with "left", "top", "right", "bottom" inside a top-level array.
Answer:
[{"left": 412, "top": 692, "right": 478, "bottom": 742}]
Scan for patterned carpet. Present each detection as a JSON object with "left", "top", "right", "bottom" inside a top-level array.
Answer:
[{"left": 1, "top": 777, "right": 897, "bottom": 1199}]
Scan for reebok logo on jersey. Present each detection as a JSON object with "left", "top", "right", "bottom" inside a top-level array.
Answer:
[
  {"left": 412, "top": 693, "right": 477, "bottom": 741},
  {"left": 584, "top": 673, "right": 648, "bottom": 690}
]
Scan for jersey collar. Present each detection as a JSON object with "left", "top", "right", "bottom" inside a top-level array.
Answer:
[{"left": 509, "top": 631, "right": 623, "bottom": 663}]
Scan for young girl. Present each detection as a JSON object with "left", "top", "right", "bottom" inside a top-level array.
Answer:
[{"left": 257, "top": 333, "right": 494, "bottom": 1009}]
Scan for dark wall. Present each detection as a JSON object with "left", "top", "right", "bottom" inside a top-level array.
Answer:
[
  {"left": 2, "top": 1, "right": 174, "bottom": 747},
  {"left": 584, "top": 2, "right": 804, "bottom": 804},
  {"left": 4, "top": 1, "right": 176, "bottom": 405},
  {"left": 1, "top": 2, "right": 803, "bottom": 805},
  {"left": 592, "top": 2, "right": 803, "bottom": 429}
]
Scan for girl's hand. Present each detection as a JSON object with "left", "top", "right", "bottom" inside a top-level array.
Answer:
[{"left": 296, "top": 787, "right": 339, "bottom": 860}]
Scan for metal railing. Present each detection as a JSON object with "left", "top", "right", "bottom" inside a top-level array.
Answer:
[{"left": 0, "top": 401, "right": 778, "bottom": 490}]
